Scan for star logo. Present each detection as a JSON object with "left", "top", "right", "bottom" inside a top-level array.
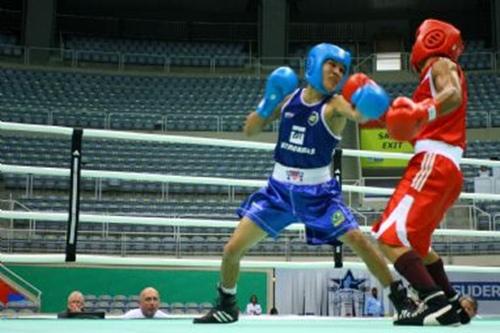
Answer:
[
  {"left": 331, "top": 210, "right": 345, "bottom": 226},
  {"left": 329, "top": 270, "right": 366, "bottom": 291},
  {"left": 308, "top": 111, "right": 319, "bottom": 126}
]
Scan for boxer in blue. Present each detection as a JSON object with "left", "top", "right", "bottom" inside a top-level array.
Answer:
[{"left": 194, "top": 43, "right": 411, "bottom": 324}]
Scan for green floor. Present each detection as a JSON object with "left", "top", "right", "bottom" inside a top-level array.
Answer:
[{"left": 1, "top": 317, "right": 499, "bottom": 333}]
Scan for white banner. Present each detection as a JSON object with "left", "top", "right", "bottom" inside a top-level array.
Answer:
[
  {"left": 448, "top": 271, "right": 500, "bottom": 315},
  {"left": 276, "top": 267, "right": 387, "bottom": 316},
  {"left": 276, "top": 266, "right": 500, "bottom": 316}
]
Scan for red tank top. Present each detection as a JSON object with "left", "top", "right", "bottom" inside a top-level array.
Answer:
[{"left": 411, "top": 60, "right": 467, "bottom": 149}]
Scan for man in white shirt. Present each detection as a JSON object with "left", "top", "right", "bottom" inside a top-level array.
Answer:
[
  {"left": 245, "top": 294, "right": 262, "bottom": 315},
  {"left": 478, "top": 166, "right": 490, "bottom": 177},
  {"left": 122, "top": 287, "right": 168, "bottom": 319}
]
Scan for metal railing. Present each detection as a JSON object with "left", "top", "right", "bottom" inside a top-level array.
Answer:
[
  {"left": 0, "top": 227, "right": 339, "bottom": 259},
  {"left": 1, "top": 107, "right": 282, "bottom": 133},
  {"left": 441, "top": 204, "right": 491, "bottom": 230},
  {"left": 2, "top": 226, "right": 500, "bottom": 259},
  {"left": 495, "top": 213, "right": 500, "bottom": 230},
  {"left": 0, "top": 45, "right": 499, "bottom": 133},
  {"left": 2, "top": 44, "right": 496, "bottom": 75},
  {"left": 2, "top": 105, "right": 497, "bottom": 133}
]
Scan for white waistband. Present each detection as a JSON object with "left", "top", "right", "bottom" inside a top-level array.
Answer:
[
  {"left": 272, "top": 162, "right": 332, "bottom": 185},
  {"left": 414, "top": 139, "right": 463, "bottom": 168}
]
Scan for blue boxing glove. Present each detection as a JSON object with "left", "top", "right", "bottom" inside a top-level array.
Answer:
[
  {"left": 351, "top": 82, "right": 390, "bottom": 120},
  {"left": 256, "top": 66, "right": 299, "bottom": 119}
]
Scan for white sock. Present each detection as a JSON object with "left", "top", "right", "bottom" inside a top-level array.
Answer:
[{"left": 220, "top": 283, "right": 237, "bottom": 295}]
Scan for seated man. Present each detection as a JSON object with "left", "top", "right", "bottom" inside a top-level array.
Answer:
[
  {"left": 245, "top": 295, "right": 262, "bottom": 315},
  {"left": 364, "top": 287, "right": 384, "bottom": 317},
  {"left": 61, "top": 290, "right": 85, "bottom": 315},
  {"left": 122, "top": 287, "right": 168, "bottom": 319},
  {"left": 58, "top": 291, "right": 104, "bottom": 319}
]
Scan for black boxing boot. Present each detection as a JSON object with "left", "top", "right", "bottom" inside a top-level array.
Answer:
[
  {"left": 193, "top": 286, "right": 239, "bottom": 324},
  {"left": 388, "top": 280, "right": 418, "bottom": 314},
  {"left": 394, "top": 288, "right": 460, "bottom": 326}
]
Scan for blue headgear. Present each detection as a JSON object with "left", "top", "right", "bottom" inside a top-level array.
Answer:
[{"left": 305, "top": 43, "right": 351, "bottom": 95}]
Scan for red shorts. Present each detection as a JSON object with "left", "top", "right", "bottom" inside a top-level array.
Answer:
[{"left": 372, "top": 152, "right": 463, "bottom": 257}]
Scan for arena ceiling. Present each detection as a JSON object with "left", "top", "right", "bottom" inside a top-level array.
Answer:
[{"left": 54, "top": 0, "right": 488, "bottom": 20}]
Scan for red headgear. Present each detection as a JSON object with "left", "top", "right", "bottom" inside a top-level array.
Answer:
[{"left": 410, "top": 19, "right": 464, "bottom": 71}]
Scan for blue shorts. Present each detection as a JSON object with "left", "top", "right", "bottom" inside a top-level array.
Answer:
[{"left": 236, "top": 177, "right": 358, "bottom": 245}]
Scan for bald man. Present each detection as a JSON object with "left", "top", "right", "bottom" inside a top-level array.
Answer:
[{"left": 122, "top": 287, "right": 168, "bottom": 319}]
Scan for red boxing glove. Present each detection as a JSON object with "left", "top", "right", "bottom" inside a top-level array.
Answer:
[
  {"left": 385, "top": 97, "right": 438, "bottom": 141},
  {"left": 342, "top": 73, "right": 372, "bottom": 103}
]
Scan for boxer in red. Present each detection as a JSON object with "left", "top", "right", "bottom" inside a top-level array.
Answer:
[{"left": 372, "top": 19, "right": 478, "bottom": 326}]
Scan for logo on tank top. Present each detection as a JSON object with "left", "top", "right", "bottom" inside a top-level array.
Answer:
[
  {"left": 281, "top": 125, "right": 316, "bottom": 155},
  {"left": 289, "top": 125, "right": 306, "bottom": 145},
  {"left": 308, "top": 111, "right": 319, "bottom": 126},
  {"left": 331, "top": 210, "right": 345, "bottom": 226}
]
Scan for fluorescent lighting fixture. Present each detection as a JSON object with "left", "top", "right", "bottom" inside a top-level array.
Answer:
[{"left": 376, "top": 52, "right": 402, "bottom": 71}]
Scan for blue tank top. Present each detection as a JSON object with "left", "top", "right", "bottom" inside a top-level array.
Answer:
[{"left": 274, "top": 88, "right": 341, "bottom": 168}]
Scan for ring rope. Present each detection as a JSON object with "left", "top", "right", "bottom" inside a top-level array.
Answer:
[
  {"left": 1, "top": 210, "right": 499, "bottom": 239},
  {"left": 2, "top": 121, "right": 500, "bottom": 167},
  {"left": 1, "top": 163, "right": 500, "bottom": 201},
  {"left": 1, "top": 254, "right": 499, "bottom": 274}
]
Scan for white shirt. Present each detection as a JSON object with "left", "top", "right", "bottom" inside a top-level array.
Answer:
[
  {"left": 121, "top": 308, "right": 169, "bottom": 319},
  {"left": 364, "top": 296, "right": 383, "bottom": 317},
  {"left": 245, "top": 303, "right": 262, "bottom": 315},
  {"left": 478, "top": 169, "right": 490, "bottom": 177}
]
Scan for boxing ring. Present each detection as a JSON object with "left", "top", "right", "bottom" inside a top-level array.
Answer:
[{"left": 2, "top": 121, "right": 500, "bottom": 331}]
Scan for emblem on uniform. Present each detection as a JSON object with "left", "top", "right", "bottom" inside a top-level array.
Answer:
[
  {"left": 289, "top": 125, "right": 306, "bottom": 145},
  {"left": 308, "top": 111, "right": 319, "bottom": 126},
  {"left": 331, "top": 210, "right": 345, "bottom": 226},
  {"left": 286, "top": 170, "right": 304, "bottom": 182}
]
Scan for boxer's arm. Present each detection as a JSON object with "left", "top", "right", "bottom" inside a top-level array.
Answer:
[
  {"left": 386, "top": 58, "right": 462, "bottom": 138},
  {"left": 243, "top": 99, "right": 285, "bottom": 137},
  {"left": 325, "top": 95, "right": 366, "bottom": 123},
  {"left": 244, "top": 66, "right": 298, "bottom": 137},
  {"left": 255, "top": 66, "right": 298, "bottom": 119},
  {"left": 342, "top": 73, "right": 390, "bottom": 120},
  {"left": 385, "top": 59, "right": 463, "bottom": 141},
  {"left": 431, "top": 58, "right": 463, "bottom": 117},
  {"left": 322, "top": 95, "right": 367, "bottom": 137}
]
